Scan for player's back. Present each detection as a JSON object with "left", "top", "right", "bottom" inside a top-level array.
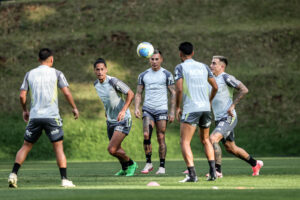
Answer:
[
  {"left": 22, "top": 65, "right": 66, "bottom": 119},
  {"left": 175, "top": 59, "right": 212, "bottom": 114}
]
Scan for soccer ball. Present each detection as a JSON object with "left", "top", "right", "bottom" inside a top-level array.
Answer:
[{"left": 137, "top": 42, "right": 154, "bottom": 58}]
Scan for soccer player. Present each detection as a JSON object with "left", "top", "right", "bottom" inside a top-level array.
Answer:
[
  {"left": 208, "top": 55, "right": 263, "bottom": 177},
  {"left": 8, "top": 48, "right": 79, "bottom": 188},
  {"left": 175, "top": 42, "right": 218, "bottom": 182},
  {"left": 93, "top": 58, "right": 137, "bottom": 176},
  {"left": 135, "top": 50, "right": 176, "bottom": 175}
]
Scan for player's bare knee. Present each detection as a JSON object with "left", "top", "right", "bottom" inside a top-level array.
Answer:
[{"left": 108, "top": 146, "right": 117, "bottom": 155}]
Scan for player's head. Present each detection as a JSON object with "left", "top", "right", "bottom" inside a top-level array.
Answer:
[
  {"left": 39, "top": 48, "right": 53, "bottom": 66},
  {"left": 149, "top": 49, "right": 163, "bottom": 71},
  {"left": 94, "top": 58, "right": 107, "bottom": 83},
  {"left": 210, "top": 55, "right": 228, "bottom": 76},
  {"left": 179, "top": 42, "right": 194, "bottom": 61}
]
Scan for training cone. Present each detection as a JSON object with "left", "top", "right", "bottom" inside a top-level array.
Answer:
[{"left": 147, "top": 181, "right": 160, "bottom": 186}]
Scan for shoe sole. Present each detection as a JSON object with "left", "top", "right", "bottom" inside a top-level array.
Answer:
[{"left": 141, "top": 167, "right": 153, "bottom": 174}]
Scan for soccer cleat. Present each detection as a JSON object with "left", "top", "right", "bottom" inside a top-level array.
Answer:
[
  {"left": 206, "top": 171, "right": 223, "bottom": 178},
  {"left": 61, "top": 179, "right": 76, "bottom": 187},
  {"left": 207, "top": 175, "right": 217, "bottom": 181},
  {"left": 252, "top": 160, "right": 264, "bottom": 176},
  {"left": 115, "top": 169, "right": 127, "bottom": 176},
  {"left": 179, "top": 175, "right": 198, "bottom": 183},
  {"left": 8, "top": 173, "right": 18, "bottom": 188},
  {"left": 141, "top": 163, "right": 153, "bottom": 174},
  {"left": 182, "top": 169, "right": 189, "bottom": 174},
  {"left": 126, "top": 162, "right": 138, "bottom": 176},
  {"left": 155, "top": 167, "right": 166, "bottom": 175}
]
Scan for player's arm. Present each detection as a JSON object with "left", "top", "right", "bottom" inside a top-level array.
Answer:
[
  {"left": 118, "top": 89, "right": 134, "bottom": 121},
  {"left": 167, "top": 84, "right": 176, "bottom": 123},
  {"left": 20, "top": 72, "right": 29, "bottom": 122},
  {"left": 134, "top": 84, "right": 144, "bottom": 119},
  {"left": 228, "top": 81, "right": 248, "bottom": 117},
  {"left": 208, "top": 77, "right": 218, "bottom": 104},
  {"left": 175, "top": 78, "right": 183, "bottom": 121},
  {"left": 61, "top": 87, "right": 79, "bottom": 119},
  {"left": 20, "top": 90, "right": 29, "bottom": 122}
]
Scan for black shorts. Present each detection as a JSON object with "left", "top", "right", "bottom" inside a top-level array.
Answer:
[
  {"left": 24, "top": 118, "right": 64, "bottom": 143},
  {"left": 142, "top": 107, "right": 168, "bottom": 122},
  {"left": 212, "top": 116, "right": 237, "bottom": 144},
  {"left": 106, "top": 118, "right": 132, "bottom": 140},
  {"left": 180, "top": 111, "right": 212, "bottom": 128}
]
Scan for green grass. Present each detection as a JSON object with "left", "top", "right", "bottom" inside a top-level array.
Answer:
[{"left": 0, "top": 157, "right": 300, "bottom": 200}]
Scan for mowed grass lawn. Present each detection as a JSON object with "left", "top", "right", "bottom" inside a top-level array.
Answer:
[{"left": 0, "top": 157, "right": 299, "bottom": 200}]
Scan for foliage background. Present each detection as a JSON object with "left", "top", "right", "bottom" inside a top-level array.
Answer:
[{"left": 0, "top": 0, "right": 299, "bottom": 161}]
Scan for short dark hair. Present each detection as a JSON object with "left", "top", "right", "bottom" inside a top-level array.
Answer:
[
  {"left": 94, "top": 58, "right": 107, "bottom": 68},
  {"left": 213, "top": 55, "right": 228, "bottom": 66},
  {"left": 39, "top": 48, "right": 53, "bottom": 61},
  {"left": 153, "top": 49, "right": 162, "bottom": 56},
  {"left": 179, "top": 42, "right": 193, "bottom": 55}
]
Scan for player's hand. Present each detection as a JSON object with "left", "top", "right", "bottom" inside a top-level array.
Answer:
[
  {"left": 227, "top": 105, "right": 235, "bottom": 117},
  {"left": 134, "top": 109, "right": 141, "bottom": 119},
  {"left": 72, "top": 108, "right": 79, "bottom": 119},
  {"left": 23, "top": 110, "right": 29, "bottom": 122},
  {"left": 176, "top": 108, "right": 182, "bottom": 122},
  {"left": 168, "top": 114, "right": 175, "bottom": 123},
  {"left": 117, "top": 110, "right": 125, "bottom": 121}
]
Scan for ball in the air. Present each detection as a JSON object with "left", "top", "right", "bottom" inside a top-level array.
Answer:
[{"left": 137, "top": 42, "right": 154, "bottom": 58}]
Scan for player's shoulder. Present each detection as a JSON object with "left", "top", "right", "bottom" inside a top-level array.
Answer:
[
  {"left": 94, "top": 79, "right": 99, "bottom": 86},
  {"left": 222, "top": 72, "right": 236, "bottom": 80},
  {"left": 161, "top": 67, "right": 173, "bottom": 76}
]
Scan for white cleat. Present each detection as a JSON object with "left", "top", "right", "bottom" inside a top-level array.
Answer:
[
  {"left": 61, "top": 179, "right": 76, "bottom": 188},
  {"left": 141, "top": 163, "right": 153, "bottom": 174},
  {"left": 8, "top": 173, "right": 18, "bottom": 188},
  {"left": 155, "top": 167, "right": 166, "bottom": 174},
  {"left": 179, "top": 175, "right": 198, "bottom": 182}
]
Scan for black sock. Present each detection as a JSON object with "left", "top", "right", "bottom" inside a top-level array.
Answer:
[
  {"left": 146, "top": 154, "right": 152, "bottom": 163},
  {"left": 127, "top": 159, "right": 134, "bottom": 166},
  {"left": 12, "top": 163, "right": 21, "bottom": 174},
  {"left": 120, "top": 161, "right": 128, "bottom": 170},
  {"left": 246, "top": 156, "right": 257, "bottom": 167},
  {"left": 208, "top": 160, "right": 216, "bottom": 176},
  {"left": 59, "top": 168, "right": 67, "bottom": 179},
  {"left": 215, "top": 164, "right": 222, "bottom": 173},
  {"left": 187, "top": 166, "right": 196, "bottom": 178},
  {"left": 160, "top": 159, "right": 165, "bottom": 168}
]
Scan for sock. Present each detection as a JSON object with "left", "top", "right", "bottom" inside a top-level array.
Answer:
[
  {"left": 187, "top": 166, "right": 196, "bottom": 178},
  {"left": 246, "top": 156, "right": 257, "bottom": 167},
  {"left": 215, "top": 164, "right": 222, "bottom": 173},
  {"left": 146, "top": 154, "right": 152, "bottom": 163},
  {"left": 159, "top": 159, "right": 165, "bottom": 168},
  {"left": 208, "top": 160, "right": 216, "bottom": 176},
  {"left": 12, "top": 163, "right": 21, "bottom": 174},
  {"left": 59, "top": 168, "right": 67, "bottom": 179},
  {"left": 127, "top": 159, "right": 134, "bottom": 166},
  {"left": 120, "top": 161, "right": 128, "bottom": 170}
]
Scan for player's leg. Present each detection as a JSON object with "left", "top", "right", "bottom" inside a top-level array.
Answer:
[
  {"left": 8, "top": 140, "right": 34, "bottom": 188},
  {"left": 224, "top": 141, "right": 263, "bottom": 176},
  {"left": 141, "top": 116, "right": 155, "bottom": 174},
  {"left": 9, "top": 119, "right": 41, "bottom": 188},
  {"left": 199, "top": 127, "right": 216, "bottom": 180},
  {"left": 209, "top": 132, "right": 224, "bottom": 177},
  {"left": 108, "top": 130, "right": 137, "bottom": 176},
  {"left": 179, "top": 122, "right": 198, "bottom": 182},
  {"left": 199, "top": 111, "right": 216, "bottom": 181},
  {"left": 155, "top": 119, "right": 167, "bottom": 174}
]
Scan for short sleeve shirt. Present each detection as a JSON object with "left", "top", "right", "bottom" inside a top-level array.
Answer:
[
  {"left": 138, "top": 67, "right": 174, "bottom": 111},
  {"left": 20, "top": 65, "right": 69, "bottom": 119}
]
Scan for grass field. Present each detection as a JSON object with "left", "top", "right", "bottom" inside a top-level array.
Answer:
[{"left": 1, "top": 157, "right": 300, "bottom": 200}]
